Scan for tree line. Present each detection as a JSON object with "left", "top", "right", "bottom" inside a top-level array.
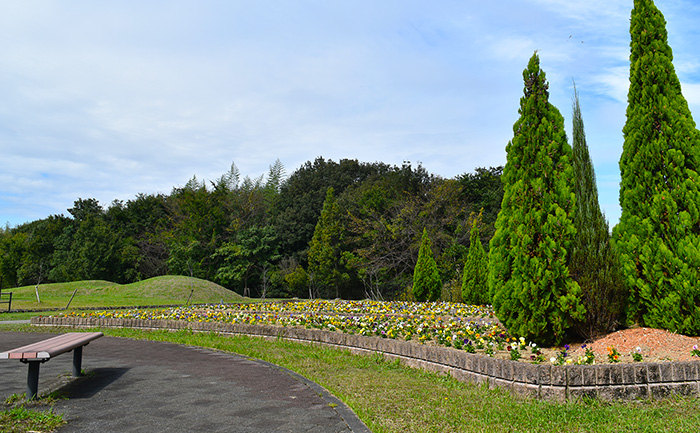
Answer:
[{"left": 0, "top": 158, "right": 503, "bottom": 301}]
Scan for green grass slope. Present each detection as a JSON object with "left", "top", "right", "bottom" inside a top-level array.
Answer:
[{"left": 1, "top": 276, "right": 246, "bottom": 311}]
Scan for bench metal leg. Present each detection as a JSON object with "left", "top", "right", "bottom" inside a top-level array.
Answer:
[
  {"left": 72, "top": 346, "right": 83, "bottom": 377},
  {"left": 27, "top": 361, "right": 41, "bottom": 400}
]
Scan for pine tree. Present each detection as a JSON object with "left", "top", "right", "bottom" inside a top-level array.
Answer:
[
  {"left": 570, "top": 86, "right": 626, "bottom": 339},
  {"left": 413, "top": 228, "right": 442, "bottom": 302},
  {"left": 462, "top": 214, "right": 489, "bottom": 305},
  {"left": 488, "top": 52, "right": 585, "bottom": 346},
  {"left": 613, "top": 0, "right": 700, "bottom": 334}
]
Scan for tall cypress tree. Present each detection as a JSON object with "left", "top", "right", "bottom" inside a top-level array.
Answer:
[
  {"left": 488, "top": 52, "right": 584, "bottom": 346},
  {"left": 613, "top": 0, "right": 700, "bottom": 334},
  {"left": 413, "top": 228, "right": 442, "bottom": 302},
  {"left": 308, "top": 187, "right": 349, "bottom": 298},
  {"left": 462, "top": 214, "right": 489, "bottom": 305},
  {"left": 570, "top": 87, "right": 626, "bottom": 339}
]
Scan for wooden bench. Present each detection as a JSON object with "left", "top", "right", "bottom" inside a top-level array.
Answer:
[{"left": 1, "top": 332, "right": 103, "bottom": 399}]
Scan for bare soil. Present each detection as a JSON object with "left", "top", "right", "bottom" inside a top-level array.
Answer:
[{"left": 552, "top": 327, "right": 700, "bottom": 364}]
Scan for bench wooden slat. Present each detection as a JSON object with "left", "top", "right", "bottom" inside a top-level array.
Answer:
[
  {"left": 3, "top": 333, "right": 79, "bottom": 354},
  {"left": 2, "top": 332, "right": 103, "bottom": 353},
  {"left": 0, "top": 332, "right": 103, "bottom": 360}
]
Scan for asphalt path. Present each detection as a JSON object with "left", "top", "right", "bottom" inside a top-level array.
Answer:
[{"left": 0, "top": 331, "right": 371, "bottom": 433}]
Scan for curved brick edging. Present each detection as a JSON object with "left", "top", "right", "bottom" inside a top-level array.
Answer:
[{"left": 31, "top": 316, "right": 700, "bottom": 402}]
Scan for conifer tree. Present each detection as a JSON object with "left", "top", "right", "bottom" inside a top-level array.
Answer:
[
  {"left": 613, "top": 0, "right": 700, "bottom": 334},
  {"left": 570, "top": 87, "right": 626, "bottom": 339},
  {"left": 462, "top": 214, "right": 489, "bottom": 305},
  {"left": 308, "top": 187, "right": 349, "bottom": 298},
  {"left": 413, "top": 228, "right": 442, "bottom": 302},
  {"left": 488, "top": 52, "right": 585, "bottom": 346}
]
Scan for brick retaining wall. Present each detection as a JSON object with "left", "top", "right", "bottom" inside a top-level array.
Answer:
[{"left": 31, "top": 316, "right": 700, "bottom": 401}]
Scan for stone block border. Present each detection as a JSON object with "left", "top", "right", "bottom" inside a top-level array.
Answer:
[{"left": 31, "top": 316, "right": 700, "bottom": 401}]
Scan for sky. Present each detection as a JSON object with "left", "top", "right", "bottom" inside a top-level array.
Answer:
[{"left": 2, "top": 0, "right": 700, "bottom": 228}]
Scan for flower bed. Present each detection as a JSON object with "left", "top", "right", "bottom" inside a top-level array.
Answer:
[
  {"left": 49, "top": 300, "right": 700, "bottom": 365},
  {"left": 57, "top": 300, "right": 509, "bottom": 349}
]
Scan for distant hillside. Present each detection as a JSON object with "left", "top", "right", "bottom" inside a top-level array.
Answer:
[{"left": 3, "top": 276, "right": 246, "bottom": 311}]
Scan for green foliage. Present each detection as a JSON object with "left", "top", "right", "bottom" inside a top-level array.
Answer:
[
  {"left": 462, "top": 215, "right": 489, "bottom": 305},
  {"left": 284, "top": 264, "right": 309, "bottom": 295},
  {"left": 273, "top": 158, "right": 392, "bottom": 260},
  {"left": 167, "top": 176, "right": 231, "bottom": 280},
  {"left": 0, "top": 230, "right": 28, "bottom": 288},
  {"left": 50, "top": 204, "right": 138, "bottom": 284},
  {"left": 488, "top": 53, "right": 584, "bottom": 346},
  {"left": 263, "top": 158, "right": 285, "bottom": 209},
  {"left": 569, "top": 87, "right": 626, "bottom": 340},
  {"left": 456, "top": 166, "right": 504, "bottom": 244},
  {"left": 613, "top": 0, "right": 700, "bottom": 334},
  {"left": 213, "top": 225, "right": 279, "bottom": 297},
  {"left": 307, "top": 187, "right": 351, "bottom": 298},
  {"left": 343, "top": 169, "right": 473, "bottom": 300},
  {"left": 412, "top": 228, "right": 442, "bottom": 302}
]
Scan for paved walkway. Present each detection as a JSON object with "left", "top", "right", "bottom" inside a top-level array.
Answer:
[{"left": 0, "top": 332, "right": 371, "bottom": 433}]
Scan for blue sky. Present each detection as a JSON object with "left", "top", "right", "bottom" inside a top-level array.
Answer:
[{"left": 2, "top": 0, "right": 700, "bottom": 228}]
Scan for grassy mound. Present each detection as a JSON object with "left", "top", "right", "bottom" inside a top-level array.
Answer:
[{"left": 1, "top": 276, "right": 245, "bottom": 311}]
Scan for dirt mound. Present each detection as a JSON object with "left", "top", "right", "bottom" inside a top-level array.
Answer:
[{"left": 566, "top": 327, "right": 700, "bottom": 363}]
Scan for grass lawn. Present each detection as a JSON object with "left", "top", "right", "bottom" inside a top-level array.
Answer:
[
  {"left": 0, "top": 405, "right": 65, "bottom": 433},
  {"left": 0, "top": 275, "right": 246, "bottom": 311},
  {"left": 3, "top": 323, "right": 698, "bottom": 433}
]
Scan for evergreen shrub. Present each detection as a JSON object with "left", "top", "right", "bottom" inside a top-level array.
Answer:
[
  {"left": 613, "top": 0, "right": 700, "bottom": 334},
  {"left": 413, "top": 228, "right": 442, "bottom": 302},
  {"left": 488, "top": 53, "right": 585, "bottom": 346}
]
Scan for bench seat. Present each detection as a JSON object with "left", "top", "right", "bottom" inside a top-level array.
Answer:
[
  {"left": 1, "top": 332, "right": 103, "bottom": 361},
  {"left": 1, "top": 332, "right": 103, "bottom": 399}
]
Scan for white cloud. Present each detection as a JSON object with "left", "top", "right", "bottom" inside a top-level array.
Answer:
[
  {"left": 591, "top": 66, "right": 630, "bottom": 104},
  {"left": 680, "top": 82, "right": 700, "bottom": 109}
]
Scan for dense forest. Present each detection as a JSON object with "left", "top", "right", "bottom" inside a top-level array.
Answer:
[{"left": 0, "top": 158, "right": 503, "bottom": 300}]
